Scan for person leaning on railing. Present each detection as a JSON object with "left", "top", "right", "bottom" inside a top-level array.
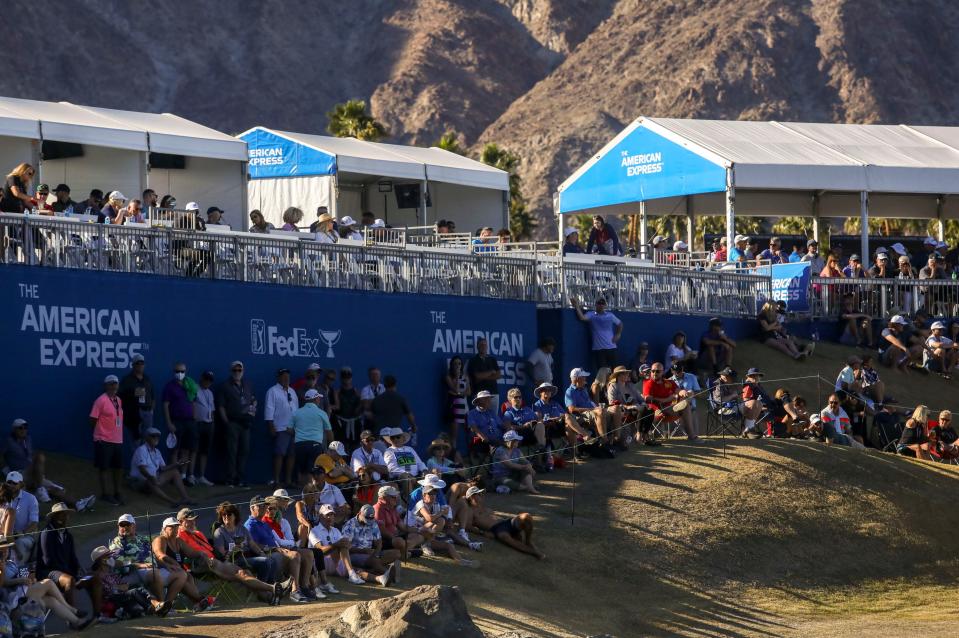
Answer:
[
  {"left": 249, "top": 209, "right": 274, "bottom": 234},
  {"left": 0, "top": 162, "right": 36, "bottom": 213}
]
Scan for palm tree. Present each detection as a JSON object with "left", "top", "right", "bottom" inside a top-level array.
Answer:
[
  {"left": 326, "top": 100, "right": 388, "bottom": 141},
  {"left": 436, "top": 130, "right": 465, "bottom": 155},
  {"left": 480, "top": 143, "right": 535, "bottom": 239}
]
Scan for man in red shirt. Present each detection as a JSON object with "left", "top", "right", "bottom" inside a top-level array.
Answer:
[
  {"left": 373, "top": 485, "right": 424, "bottom": 560},
  {"left": 643, "top": 363, "right": 695, "bottom": 439},
  {"left": 740, "top": 368, "right": 766, "bottom": 438}
]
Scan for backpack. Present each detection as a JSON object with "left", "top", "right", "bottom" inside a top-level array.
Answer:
[{"left": 12, "top": 599, "right": 46, "bottom": 637}]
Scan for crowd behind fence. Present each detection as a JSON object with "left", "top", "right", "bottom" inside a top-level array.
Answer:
[
  {"left": 0, "top": 214, "right": 772, "bottom": 318},
  {"left": 809, "top": 276, "right": 959, "bottom": 321}
]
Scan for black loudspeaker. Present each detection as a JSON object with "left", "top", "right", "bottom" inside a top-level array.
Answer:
[
  {"left": 149, "top": 153, "right": 186, "bottom": 169},
  {"left": 41, "top": 140, "right": 84, "bottom": 160},
  {"left": 394, "top": 183, "right": 431, "bottom": 209}
]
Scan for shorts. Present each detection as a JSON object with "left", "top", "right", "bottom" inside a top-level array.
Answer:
[
  {"left": 295, "top": 441, "right": 323, "bottom": 475},
  {"left": 349, "top": 552, "right": 372, "bottom": 568},
  {"left": 136, "top": 567, "right": 171, "bottom": 586},
  {"left": 273, "top": 431, "right": 295, "bottom": 457},
  {"left": 173, "top": 419, "right": 197, "bottom": 451},
  {"left": 196, "top": 421, "right": 214, "bottom": 455},
  {"left": 324, "top": 553, "right": 349, "bottom": 577},
  {"left": 382, "top": 535, "right": 405, "bottom": 550},
  {"left": 574, "top": 412, "right": 597, "bottom": 431},
  {"left": 94, "top": 441, "right": 123, "bottom": 470},
  {"left": 489, "top": 517, "right": 521, "bottom": 538}
]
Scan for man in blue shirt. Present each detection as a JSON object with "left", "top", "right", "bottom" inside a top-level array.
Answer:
[
  {"left": 535, "top": 383, "right": 588, "bottom": 454},
  {"left": 467, "top": 390, "right": 504, "bottom": 453},
  {"left": 570, "top": 296, "right": 623, "bottom": 371},
  {"left": 758, "top": 237, "right": 783, "bottom": 264},
  {"left": 502, "top": 387, "right": 547, "bottom": 450},
  {"left": 244, "top": 495, "right": 319, "bottom": 601},
  {"left": 728, "top": 234, "right": 748, "bottom": 263},
  {"left": 564, "top": 368, "right": 608, "bottom": 441}
]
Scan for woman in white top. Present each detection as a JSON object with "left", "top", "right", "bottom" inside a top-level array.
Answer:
[{"left": 664, "top": 331, "right": 698, "bottom": 368}]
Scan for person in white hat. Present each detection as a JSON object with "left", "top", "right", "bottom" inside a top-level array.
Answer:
[
  {"left": 490, "top": 430, "right": 540, "bottom": 495},
  {"left": 338, "top": 215, "right": 363, "bottom": 241},
  {"left": 502, "top": 387, "right": 548, "bottom": 452},
  {"left": 728, "top": 235, "right": 749, "bottom": 263},
  {"left": 291, "top": 387, "right": 332, "bottom": 485},
  {"left": 405, "top": 483, "right": 478, "bottom": 567},
  {"left": 90, "top": 374, "right": 125, "bottom": 506},
  {"left": 531, "top": 382, "right": 590, "bottom": 455},
  {"left": 467, "top": 389, "right": 505, "bottom": 457},
  {"left": 372, "top": 484, "right": 425, "bottom": 560},
  {"left": 880, "top": 315, "right": 921, "bottom": 371},
  {"left": 564, "top": 368, "right": 609, "bottom": 442},
  {"left": 4, "top": 469, "right": 38, "bottom": 563},
  {"left": 562, "top": 225, "right": 583, "bottom": 256},
  {"left": 307, "top": 503, "right": 367, "bottom": 585},
  {"left": 383, "top": 427, "right": 428, "bottom": 497},
  {"left": 869, "top": 250, "right": 893, "bottom": 278},
  {"left": 304, "top": 467, "right": 351, "bottom": 525},
  {"left": 672, "top": 239, "right": 688, "bottom": 253},
  {"left": 152, "top": 517, "right": 216, "bottom": 612},
  {"left": 341, "top": 504, "right": 401, "bottom": 586},
  {"left": 924, "top": 320, "right": 958, "bottom": 376},
  {"left": 99, "top": 190, "right": 127, "bottom": 224},
  {"left": 455, "top": 485, "right": 545, "bottom": 560},
  {"left": 129, "top": 427, "right": 195, "bottom": 508},
  {"left": 108, "top": 514, "right": 174, "bottom": 614},
  {"left": 315, "top": 441, "right": 356, "bottom": 486}
]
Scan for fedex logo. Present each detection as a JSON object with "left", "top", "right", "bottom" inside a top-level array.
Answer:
[{"left": 250, "top": 319, "right": 339, "bottom": 358}]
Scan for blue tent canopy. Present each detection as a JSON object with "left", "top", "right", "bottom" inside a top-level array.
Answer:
[{"left": 241, "top": 127, "right": 337, "bottom": 179}]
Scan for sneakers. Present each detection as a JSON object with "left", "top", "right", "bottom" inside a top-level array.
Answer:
[
  {"left": 348, "top": 571, "right": 365, "bottom": 585},
  {"left": 495, "top": 485, "right": 511, "bottom": 494},
  {"left": 35, "top": 486, "right": 51, "bottom": 503},
  {"left": 457, "top": 529, "right": 471, "bottom": 544},
  {"left": 320, "top": 582, "right": 340, "bottom": 594},
  {"left": 421, "top": 544, "right": 435, "bottom": 557},
  {"left": 76, "top": 495, "right": 96, "bottom": 512},
  {"left": 468, "top": 541, "right": 484, "bottom": 552},
  {"left": 718, "top": 407, "right": 736, "bottom": 416},
  {"left": 458, "top": 558, "right": 480, "bottom": 568},
  {"left": 312, "top": 587, "right": 327, "bottom": 600},
  {"left": 289, "top": 590, "right": 309, "bottom": 603},
  {"left": 196, "top": 476, "right": 214, "bottom": 487},
  {"left": 155, "top": 600, "right": 173, "bottom": 617},
  {"left": 375, "top": 564, "right": 393, "bottom": 587},
  {"left": 193, "top": 596, "right": 216, "bottom": 612},
  {"left": 96, "top": 615, "right": 118, "bottom": 625}
]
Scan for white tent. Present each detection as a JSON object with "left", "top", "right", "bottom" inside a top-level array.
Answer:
[
  {"left": 0, "top": 96, "right": 247, "bottom": 218},
  {"left": 239, "top": 127, "right": 508, "bottom": 230},
  {"left": 557, "top": 117, "right": 959, "bottom": 258}
]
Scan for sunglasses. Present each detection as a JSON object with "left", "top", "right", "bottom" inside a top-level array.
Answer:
[
  {"left": 651, "top": 369, "right": 663, "bottom": 373},
  {"left": 232, "top": 367, "right": 243, "bottom": 372},
  {"left": 174, "top": 369, "right": 186, "bottom": 373},
  {"left": 363, "top": 437, "right": 376, "bottom": 442},
  {"left": 118, "top": 522, "right": 133, "bottom": 527}
]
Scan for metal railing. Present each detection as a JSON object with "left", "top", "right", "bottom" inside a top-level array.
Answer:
[
  {"left": 809, "top": 276, "right": 959, "bottom": 319},
  {"left": 0, "top": 214, "right": 771, "bottom": 317}
]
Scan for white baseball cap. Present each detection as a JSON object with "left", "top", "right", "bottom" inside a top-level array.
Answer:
[
  {"left": 370, "top": 219, "right": 386, "bottom": 229},
  {"left": 569, "top": 367, "right": 590, "bottom": 380},
  {"left": 5, "top": 471, "right": 23, "bottom": 484},
  {"left": 673, "top": 240, "right": 688, "bottom": 251},
  {"left": 734, "top": 234, "right": 748, "bottom": 243},
  {"left": 307, "top": 363, "right": 322, "bottom": 371},
  {"left": 328, "top": 441, "right": 346, "bottom": 456},
  {"left": 318, "top": 504, "right": 335, "bottom": 516},
  {"left": 184, "top": 202, "right": 200, "bottom": 211},
  {"left": 503, "top": 430, "right": 523, "bottom": 443},
  {"left": 890, "top": 315, "right": 909, "bottom": 326},
  {"left": 103, "top": 374, "right": 119, "bottom": 384},
  {"left": 564, "top": 227, "right": 579, "bottom": 238},
  {"left": 340, "top": 216, "right": 357, "bottom": 227},
  {"left": 465, "top": 486, "right": 485, "bottom": 498},
  {"left": 304, "top": 389, "right": 323, "bottom": 400},
  {"left": 272, "top": 488, "right": 291, "bottom": 501},
  {"left": 108, "top": 190, "right": 127, "bottom": 202},
  {"left": 161, "top": 517, "right": 180, "bottom": 528},
  {"left": 378, "top": 485, "right": 399, "bottom": 499},
  {"left": 931, "top": 321, "right": 947, "bottom": 330}
]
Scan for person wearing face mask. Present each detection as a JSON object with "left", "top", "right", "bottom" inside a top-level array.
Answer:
[
  {"left": 216, "top": 361, "right": 257, "bottom": 488},
  {"left": 161, "top": 362, "right": 198, "bottom": 482}
]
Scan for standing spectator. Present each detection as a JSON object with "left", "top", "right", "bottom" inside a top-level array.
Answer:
[
  {"left": 699, "top": 317, "right": 736, "bottom": 373},
  {"left": 51, "top": 184, "right": 78, "bottom": 214},
  {"left": 192, "top": 371, "right": 216, "bottom": 486},
  {"left": 118, "top": 354, "right": 154, "bottom": 443},
  {"left": 90, "top": 374, "right": 124, "bottom": 506},
  {"left": 318, "top": 369, "right": 339, "bottom": 417},
  {"left": 444, "top": 356, "right": 471, "bottom": 446},
  {"left": 527, "top": 337, "right": 556, "bottom": 386},
  {"left": 350, "top": 430, "right": 388, "bottom": 483},
  {"left": 248, "top": 209, "right": 274, "bottom": 233},
  {"left": 467, "top": 338, "right": 502, "bottom": 399},
  {"left": 37, "top": 503, "right": 99, "bottom": 610},
  {"left": 216, "top": 361, "right": 256, "bottom": 488},
  {"left": 869, "top": 251, "right": 894, "bottom": 278},
  {"left": 7, "top": 471, "right": 38, "bottom": 563},
  {"left": 562, "top": 227, "right": 583, "bottom": 255},
  {"left": 801, "top": 239, "right": 825, "bottom": 273},
  {"left": 0, "top": 163, "right": 35, "bottom": 213},
  {"left": 292, "top": 389, "right": 333, "bottom": 486},
  {"left": 842, "top": 254, "right": 869, "bottom": 278},
  {"left": 787, "top": 244, "right": 802, "bottom": 263},
  {"left": 292, "top": 362, "right": 323, "bottom": 405},
  {"left": 129, "top": 428, "right": 195, "bottom": 507},
  {"left": 161, "top": 362, "right": 197, "bottom": 481},
  {"left": 359, "top": 366, "right": 385, "bottom": 417},
  {"left": 264, "top": 368, "right": 298, "bottom": 488},
  {"left": 585, "top": 215, "right": 622, "bottom": 256},
  {"left": 371, "top": 376, "right": 417, "bottom": 444},
  {"left": 570, "top": 296, "right": 623, "bottom": 370},
  {"left": 333, "top": 367, "right": 363, "bottom": 446}
]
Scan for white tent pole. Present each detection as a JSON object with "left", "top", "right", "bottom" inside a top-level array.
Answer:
[
  {"left": 937, "top": 195, "right": 945, "bottom": 242},
  {"left": 555, "top": 193, "right": 564, "bottom": 245},
  {"left": 812, "top": 192, "right": 820, "bottom": 243},
  {"left": 725, "top": 167, "right": 735, "bottom": 257},
  {"left": 639, "top": 200, "right": 648, "bottom": 245},
  {"left": 859, "top": 191, "right": 869, "bottom": 261},
  {"left": 35, "top": 123, "right": 43, "bottom": 186},
  {"left": 685, "top": 196, "right": 694, "bottom": 249},
  {"left": 241, "top": 161, "right": 250, "bottom": 228}
]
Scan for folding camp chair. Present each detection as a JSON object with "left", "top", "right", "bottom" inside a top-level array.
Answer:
[{"left": 704, "top": 377, "right": 742, "bottom": 436}]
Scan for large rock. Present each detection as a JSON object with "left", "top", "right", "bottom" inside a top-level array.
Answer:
[{"left": 301, "top": 585, "right": 485, "bottom": 638}]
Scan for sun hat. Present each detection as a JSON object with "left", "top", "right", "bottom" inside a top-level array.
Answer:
[
  {"left": 534, "top": 382, "right": 558, "bottom": 395},
  {"left": 318, "top": 504, "right": 335, "bottom": 516},
  {"left": 48, "top": 502, "right": 75, "bottom": 516},
  {"left": 378, "top": 485, "right": 399, "bottom": 499},
  {"left": 569, "top": 367, "right": 590, "bottom": 380},
  {"left": 564, "top": 227, "right": 579, "bottom": 238},
  {"left": 465, "top": 486, "right": 485, "bottom": 499},
  {"left": 304, "top": 388, "right": 323, "bottom": 401},
  {"left": 90, "top": 546, "right": 112, "bottom": 563},
  {"left": 611, "top": 365, "right": 632, "bottom": 378},
  {"left": 316, "top": 212, "right": 335, "bottom": 224},
  {"left": 503, "top": 430, "right": 523, "bottom": 443},
  {"left": 745, "top": 367, "right": 764, "bottom": 378},
  {"left": 471, "top": 390, "right": 495, "bottom": 405},
  {"left": 427, "top": 438, "right": 451, "bottom": 455},
  {"left": 387, "top": 427, "right": 410, "bottom": 445},
  {"left": 177, "top": 507, "right": 199, "bottom": 520},
  {"left": 103, "top": 374, "right": 119, "bottom": 384},
  {"left": 328, "top": 441, "right": 346, "bottom": 456},
  {"left": 161, "top": 517, "right": 179, "bottom": 528},
  {"left": 418, "top": 474, "right": 447, "bottom": 489}
]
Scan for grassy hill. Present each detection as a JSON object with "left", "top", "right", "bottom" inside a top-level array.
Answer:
[{"left": 50, "top": 338, "right": 959, "bottom": 636}]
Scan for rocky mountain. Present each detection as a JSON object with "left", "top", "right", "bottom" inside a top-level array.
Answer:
[{"left": 7, "top": 0, "right": 959, "bottom": 234}]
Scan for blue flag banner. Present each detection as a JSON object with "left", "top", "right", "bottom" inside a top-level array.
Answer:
[{"left": 755, "top": 262, "right": 811, "bottom": 312}]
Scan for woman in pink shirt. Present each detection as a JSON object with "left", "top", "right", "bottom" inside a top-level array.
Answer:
[{"left": 90, "top": 375, "right": 125, "bottom": 506}]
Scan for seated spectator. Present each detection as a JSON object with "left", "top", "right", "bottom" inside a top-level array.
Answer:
[
  {"left": 37, "top": 503, "right": 100, "bottom": 610},
  {"left": 373, "top": 485, "right": 424, "bottom": 560},
  {"left": 305, "top": 471, "right": 350, "bottom": 524},
  {"left": 350, "top": 430, "right": 389, "bottom": 483},
  {"left": 710, "top": 367, "right": 739, "bottom": 416},
  {"left": 664, "top": 331, "right": 698, "bottom": 368},
  {"left": 6, "top": 471, "right": 38, "bottom": 564},
  {"left": 758, "top": 301, "right": 804, "bottom": 359},
  {"left": 869, "top": 251, "right": 894, "bottom": 278},
  {"left": 341, "top": 505, "right": 401, "bottom": 586},
  {"left": 820, "top": 394, "right": 864, "bottom": 448},
  {"left": 352, "top": 467, "right": 379, "bottom": 510},
  {"left": 700, "top": 317, "right": 736, "bottom": 373},
  {"left": 51, "top": 184, "right": 78, "bottom": 214},
  {"left": 490, "top": 431, "right": 540, "bottom": 495},
  {"left": 248, "top": 209, "right": 274, "bottom": 234},
  {"left": 121, "top": 199, "right": 145, "bottom": 224},
  {"left": 858, "top": 355, "right": 887, "bottom": 405},
  {"left": 175, "top": 508, "right": 284, "bottom": 604},
  {"left": 767, "top": 389, "right": 799, "bottom": 438},
  {"left": 586, "top": 215, "right": 622, "bottom": 256},
  {"left": 281, "top": 206, "right": 303, "bottom": 231},
  {"left": 819, "top": 253, "right": 844, "bottom": 277},
  {"left": 129, "top": 428, "right": 195, "bottom": 507},
  {"left": 0, "top": 537, "right": 96, "bottom": 631},
  {"left": 533, "top": 382, "right": 591, "bottom": 455},
  {"left": 606, "top": 367, "right": 655, "bottom": 447},
  {"left": 502, "top": 388, "right": 548, "bottom": 453},
  {"left": 879, "top": 315, "right": 923, "bottom": 372},
  {"left": 338, "top": 216, "right": 363, "bottom": 240},
  {"left": 426, "top": 438, "right": 466, "bottom": 484},
  {"left": 383, "top": 428, "right": 428, "bottom": 495},
  {"left": 3, "top": 418, "right": 94, "bottom": 511},
  {"left": 898, "top": 405, "right": 931, "bottom": 460},
  {"left": 405, "top": 484, "right": 477, "bottom": 567},
  {"left": 212, "top": 501, "right": 279, "bottom": 586},
  {"left": 244, "top": 496, "right": 318, "bottom": 602},
  {"left": 837, "top": 292, "right": 874, "bottom": 348},
  {"left": 670, "top": 362, "right": 702, "bottom": 442},
  {"left": 455, "top": 486, "right": 545, "bottom": 559},
  {"left": 98, "top": 191, "right": 127, "bottom": 224},
  {"left": 564, "top": 368, "right": 608, "bottom": 442},
  {"left": 869, "top": 402, "right": 903, "bottom": 449},
  {"left": 151, "top": 518, "right": 215, "bottom": 612},
  {"left": 109, "top": 514, "right": 175, "bottom": 612},
  {"left": 791, "top": 395, "right": 812, "bottom": 434},
  {"left": 643, "top": 363, "right": 696, "bottom": 441},
  {"left": 468, "top": 390, "right": 505, "bottom": 455},
  {"left": 308, "top": 504, "right": 367, "bottom": 585},
  {"left": 205, "top": 206, "right": 228, "bottom": 228},
  {"left": 923, "top": 320, "right": 958, "bottom": 377},
  {"left": 930, "top": 410, "right": 959, "bottom": 460},
  {"left": 87, "top": 544, "right": 162, "bottom": 622},
  {"left": 739, "top": 368, "right": 767, "bottom": 438},
  {"left": 805, "top": 413, "right": 826, "bottom": 441},
  {"left": 835, "top": 355, "right": 867, "bottom": 396},
  {"left": 315, "top": 441, "right": 355, "bottom": 486}
]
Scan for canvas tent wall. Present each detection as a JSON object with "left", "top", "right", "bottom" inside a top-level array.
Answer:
[
  {"left": 240, "top": 127, "right": 508, "bottom": 231},
  {"left": 0, "top": 96, "right": 247, "bottom": 217},
  {"left": 557, "top": 117, "right": 959, "bottom": 259}
]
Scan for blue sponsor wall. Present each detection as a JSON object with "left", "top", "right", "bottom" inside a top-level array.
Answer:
[
  {"left": 0, "top": 266, "right": 536, "bottom": 481},
  {"left": 538, "top": 308, "right": 758, "bottom": 385}
]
